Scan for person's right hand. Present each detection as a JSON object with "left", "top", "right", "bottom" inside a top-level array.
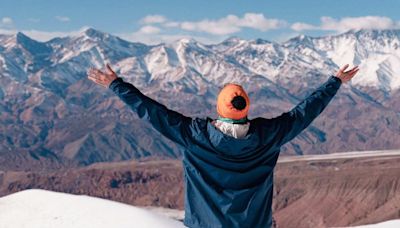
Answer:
[{"left": 335, "top": 64, "right": 359, "bottom": 83}]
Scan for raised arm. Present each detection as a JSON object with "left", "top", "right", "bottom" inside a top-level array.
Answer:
[
  {"left": 87, "top": 64, "right": 192, "bottom": 147},
  {"left": 271, "top": 64, "right": 359, "bottom": 147}
]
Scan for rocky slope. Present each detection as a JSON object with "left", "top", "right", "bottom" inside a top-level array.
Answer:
[{"left": 0, "top": 28, "right": 399, "bottom": 170}]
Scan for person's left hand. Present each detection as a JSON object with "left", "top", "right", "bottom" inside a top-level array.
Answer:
[{"left": 87, "top": 64, "right": 118, "bottom": 88}]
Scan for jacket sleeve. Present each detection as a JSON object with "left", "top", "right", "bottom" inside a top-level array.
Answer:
[
  {"left": 109, "top": 77, "right": 192, "bottom": 147},
  {"left": 271, "top": 75, "right": 342, "bottom": 147}
]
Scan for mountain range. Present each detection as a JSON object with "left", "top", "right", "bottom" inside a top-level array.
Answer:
[{"left": 0, "top": 28, "right": 399, "bottom": 170}]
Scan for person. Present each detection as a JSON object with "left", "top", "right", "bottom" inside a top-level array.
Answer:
[{"left": 88, "top": 63, "right": 359, "bottom": 228}]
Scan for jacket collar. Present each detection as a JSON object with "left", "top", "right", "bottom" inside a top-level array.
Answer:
[
  {"left": 217, "top": 116, "right": 248, "bottom": 124},
  {"left": 205, "top": 117, "right": 261, "bottom": 159}
]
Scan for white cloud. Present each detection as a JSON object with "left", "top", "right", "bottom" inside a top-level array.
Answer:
[
  {"left": 55, "top": 16, "right": 71, "bottom": 22},
  {"left": 119, "top": 32, "right": 223, "bottom": 45},
  {"left": 1, "top": 17, "right": 14, "bottom": 28},
  {"left": 138, "top": 13, "right": 286, "bottom": 36},
  {"left": 292, "top": 16, "right": 400, "bottom": 32},
  {"left": 137, "top": 25, "right": 161, "bottom": 34},
  {"left": 180, "top": 18, "right": 241, "bottom": 35},
  {"left": 23, "top": 29, "right": 81, "bottom": 41},
  {"left": 124, "top": 24, "right": 223, "bottom": 44},
  {"left": 128, "top": 13, "right": 289, "bottom": 43},
  {"left": 179, "top": 13, "right": 286, "bottom": 35},
  {"left": 140, "top": 15, "right": 167, "bottom": 24},
  {"left": 291, "top": 22, "right": 318, "bottom": 31},
  {"left": 0, "top": 28, "right": 15, "bottom": 35},
  {"left": 163, "top": 21, "right": 179, "bottom": 28},
  {"left": 321, "top": 16, "right": 397, "bottom": 31},
  {"left": 237, "top": 13, "right": 287, "bottom": 31},
  {"left": 1, "top": 17, "right": 13, "bottom": 26}
]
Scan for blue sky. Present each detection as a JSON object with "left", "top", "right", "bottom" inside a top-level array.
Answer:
[{"left": 1, "top": 0, "right": 400, "bottom": 44}]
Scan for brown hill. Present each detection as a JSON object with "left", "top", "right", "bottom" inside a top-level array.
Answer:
[{"left": 1, "top": 152, "right": 399, "bottom": 227}]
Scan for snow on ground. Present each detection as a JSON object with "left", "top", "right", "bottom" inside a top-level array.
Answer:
[
  {"left": 144, "top": 206, "right": 185, "bottom": 222},
  {"left": 0, "top": 189, "right": 185, "bottom": 228},
  {"left": 278, "top": 149, "right": 400, "bottom": 163},
  {"left": 348, "top": 220, "right": 400, "bottom": 228}
]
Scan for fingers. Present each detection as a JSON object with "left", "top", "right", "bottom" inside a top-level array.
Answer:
[
  {"left": 346, "top": 66, "right": 359, "bottom": 78},
  {"left": 87, "top": 68, "right": 104, "bottom": 78},
  {"left": 344, "top": 65, "right": 359, "bottom": 74},
  {"left": 88, "top": 74, "right": 107, "bottom": 87},
  {"left": 339, "top": 64, "right": 349, "bottom": 73},
  {"left": 336, "top": 64, "right": 360, "bottom": 83},
  {"left": 349, "top": 68, "right": 359, "bottom": 77},
  {"left": 87, "top": 64, "right": 117, "bottom": 87},
  {"left": 87, "top": 74, "right": 98, "bottom": 83},
  {"left": 106, "top": 63, "right": 115, "bottom": 74},
  {"left": 87, "top": 67, "right": 108, "bottom": 87},
  {"left": 342, "top": 67, "right": 360, "bottom": 82},
  {"left": 87, "top": 74, "right": 103, "bottom": 83}
]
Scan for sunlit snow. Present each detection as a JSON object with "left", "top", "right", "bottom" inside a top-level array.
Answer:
[{"left": 0, "top": 189, "right": 185, "bottom": 228}]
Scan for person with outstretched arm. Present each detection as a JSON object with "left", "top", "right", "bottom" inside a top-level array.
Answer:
[{"left": 88, "top": 64, "right": 359, "bottom": 228}]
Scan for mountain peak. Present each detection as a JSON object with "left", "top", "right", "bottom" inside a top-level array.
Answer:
[
  {"left": 176, "top": 37, "right": 197, "bottom": 44},
  {"left": 223, "top": 36, "right": 243, "bottom": 42},
  {"left": 251, "top": 38, "right": 271, "bottom": 45},
  {"left": 283, "top": 34, "right": 314, "bottom": 48},
  {"left": 80, "top": 27, "right": 108, "bottom": 39},
  {"left": 15, "top": 32, "right": 34, "bottom": 44},
  {"left": 218, "top": 36, "right": 246, "bottom": 46},
  {"left": 13, "top": 32, "right": 50, "bottom": 53}
]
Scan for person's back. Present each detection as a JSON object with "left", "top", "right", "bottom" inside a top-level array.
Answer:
[
  {"left": 88, "top": 64, "right": 359, "bottom": 227},
  {"left": 180, "top": 117, "right": 281, "bottom": 227}
]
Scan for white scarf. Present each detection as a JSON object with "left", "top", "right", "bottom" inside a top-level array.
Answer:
[{"left": 212, "top": 120, "right": 250, "bottom": 139}]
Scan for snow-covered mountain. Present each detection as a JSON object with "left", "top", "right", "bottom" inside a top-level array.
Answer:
[
  {"left": 0, "top": 28, "right": 399, "bottom": 169},
  {"left": 288, "top": 30, "right": 400, "bottom": 92}
]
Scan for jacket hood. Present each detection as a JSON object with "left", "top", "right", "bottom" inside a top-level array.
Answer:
[
  {"left": 212, "top": 120, "right": 250, "bottom": 139},
  {"left": 205, "top": 117, "right": 262, "bottom": 159}
]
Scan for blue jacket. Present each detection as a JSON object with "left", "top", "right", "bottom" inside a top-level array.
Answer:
[{"left": 109, "top": 75, "right": 342, "bottom": 228}]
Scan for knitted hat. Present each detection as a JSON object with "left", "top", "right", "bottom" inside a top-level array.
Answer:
[{"left": 216, "top": 83, "right": 250, "bottom": 120}]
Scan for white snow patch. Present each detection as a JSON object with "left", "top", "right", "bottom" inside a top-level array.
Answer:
[
  {"left": 0, "top": 55, "right": 7, "bottom": 70},
  {"left": 278, "top": 149, "right": 400, "bottom": 163},
  {"left": 145, "top": 46, "right": 171, "bottom": 75},
  {"left": 145, "top": 206, "right": 185, "bottom": 222},
  {"left": 325, "top": 37, "right": 356, "bottom": 68},
  {"left": 348, "top": 219, "right": 400, "bottom": 228},
  {"left": 0, "top": 189, "right": 185, "bottom": 228}
]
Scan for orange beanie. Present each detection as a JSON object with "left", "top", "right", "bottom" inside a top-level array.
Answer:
[{"left": 216, "top": 83, "right": 250, "bottom": 120}]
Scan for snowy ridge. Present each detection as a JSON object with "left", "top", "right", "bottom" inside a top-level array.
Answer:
[
  {"left": 307, "top": 30, "right": 400, "bottom": 91},
  {"left": 0, "top": 189, "right": 184, "bottom": 228},
  {"left": 1, "top": 28, "right": 400, "bottom": 93}
]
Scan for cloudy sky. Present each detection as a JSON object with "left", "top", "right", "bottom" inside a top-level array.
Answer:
[{"left": 0, "top": 0, "right": 400, "bottom": 44}]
